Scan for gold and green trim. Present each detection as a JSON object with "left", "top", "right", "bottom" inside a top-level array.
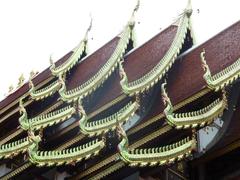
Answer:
[
  {"left": 0, "top": 137, "right": 30, "bottom": 160},
  {"left": 117, "top": 124, "right": 196, "bottom": 167},
  {"left": 201, "top": 49, "right": 240, "bottom": 91},
  {"left": 19, "top": 98, "right": 76, "bottom": 131},
  {"left": 79, "top": 100, "right": 139, "bottom": 137},
  {"left": 77, "top": 125, "right": 173, "bottom": 179},
  {"left": 27, "top": 132, "right": 105, "bottom": 167},
  {"left": 3, "top": 88, "right": 209, "bottom": 179},
  {"left": 58, "top": 0, "right": 140, "bottom": 103},
  {"left": 119, "top": 0, "right": 193, "bottom": 96},
  {"left": 50, "top": 18, "right": 92, "bottom": 76},
  {"left": 161, "top": 82, "right": 227, "bottom": 129},
  {"left": 29, "top": 79, "right": 61, "bottom": 101}
]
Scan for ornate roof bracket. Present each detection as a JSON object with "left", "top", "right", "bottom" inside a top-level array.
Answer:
[
  {"left": 117, "top": 123, "right": 196, "bottom": 167},
  {"left": 19, "top": 98, "right": 76, "bottom": 131},
  {"left": 201, "top": 49, "right": 240, "bottom": 91},
  {"left": 50, "top": 17, "right": 92, "bottom": 77},
  {"left": 119, "top": 0, "right": 193, "bottom": 96},
  {"left": 28, "top": 131, "right": 105, "bottom": 167},
  {"left": 0, "top": 137, "right": 30, "bottom": 159},
  {"left": 58, "top": 1, "right": 140, "bottom": 103},
  {"left": 78, "top": 98, "right": 139, "bottom": 137},
  {"left": 161, "top": 82, "right": 227, "bottom": 129},
  {"left": 29, "top": 78, "right": 61, "bottom": 101}
]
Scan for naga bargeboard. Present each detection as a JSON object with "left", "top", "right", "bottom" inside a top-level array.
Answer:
[{"left": 0, "top": 0, "right": 240, "bottom": 179}]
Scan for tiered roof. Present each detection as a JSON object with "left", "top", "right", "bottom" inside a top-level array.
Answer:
[{"left": 0, "top": 0, "right": 239, "bottom": 179}]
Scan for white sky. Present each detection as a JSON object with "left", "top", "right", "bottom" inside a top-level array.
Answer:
[{"left": 0, "top": 0, "right": 239, "bottom": 100}]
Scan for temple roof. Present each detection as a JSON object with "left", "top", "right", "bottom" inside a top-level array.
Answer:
[{"left": 0, "top": 0, "right": 239, "bottom": 179}]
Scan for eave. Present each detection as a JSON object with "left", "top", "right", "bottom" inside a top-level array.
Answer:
[
  {"left": 69, "top": 20, "right": 240, "bottom": 179},
  {"left": 58, "top": 24, "right": 135, "bottom": 103},
  {"left": 161, "top": 82, "right": 227, "bottom": 129},
  {"left": 1, "top": 15, "right": 240, "bottom": 180},
  {"left": 0, "top": 51, "right": 73, "bottom": 118},
  {"left": 119, "top": 11, "right": 193, "bottom": 96},
  {"left": 19, "top": 101, "right": 76, "bottom": 131},
  {"left": 28, "top": 134, "right": 105, "bottom": 167},
  {"left": 0, "top": 137, "right": 30, "bottom": 160},
  {"left": 79, "top": 101, "right": 139, "bottom": 137},
  {"left": 117, "top": 123, "right": 196, "bottom": 167}
]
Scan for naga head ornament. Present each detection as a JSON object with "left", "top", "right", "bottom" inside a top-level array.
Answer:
[
  {"left": 119, "top": 60, "right": 127, "bottom": 80},
  {"left": 200, "top": 49, "right": 211, "bottom": 73},
  {"left": 58, "top": 74, "right": 66, "bottom": 90},
  {"left": 200, "top": 48, "right": 212, "bottom": 80},
  {"left": 161, "top": 81, "right": 171, "bottom": 106},
  {"left": 116, "top": 118, "right": 127, "bottom": 140},
  {"left": 19, "top": 98, "right": 26, "bottom": 115}
]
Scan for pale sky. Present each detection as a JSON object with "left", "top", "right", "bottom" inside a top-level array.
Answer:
[{"left": 0, "top": 0, "right": 239, "bottom": 100}]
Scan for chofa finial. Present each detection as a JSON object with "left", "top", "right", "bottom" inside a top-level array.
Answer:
[
  {"left": 185, "top": 0, "right": 193, "bottom": 17},
  {"left": 129, "top": 0, "right": 140, "bottom": 25},
  {"left": 133, "top": 0, "right": 140, "bottom": 15},
  {"left": 84, "top": 14, "right": 93, "bottom": 41}
]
